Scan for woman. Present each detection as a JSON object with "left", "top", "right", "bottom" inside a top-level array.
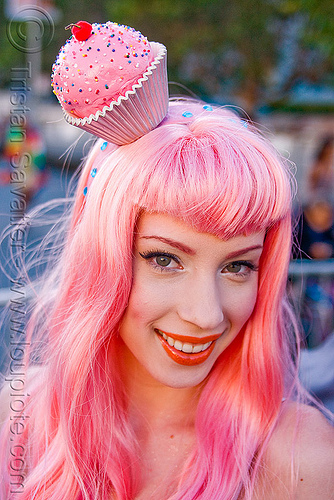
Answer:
[{"left": 0, "top": 100, "right": 333, "bottom": 498}]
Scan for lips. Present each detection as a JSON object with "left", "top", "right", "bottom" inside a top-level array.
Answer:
[{"left": 155, "top": 328, "right": 221, "bottom": 366}]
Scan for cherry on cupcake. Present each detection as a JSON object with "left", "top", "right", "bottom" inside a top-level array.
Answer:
[{"left": 66, "top": 21, "right": 93, "bottom": 42}]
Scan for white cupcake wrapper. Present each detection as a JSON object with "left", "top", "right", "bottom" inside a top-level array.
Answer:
[{"left": 62, "top": 42, "right": 168, "bottom": 145}]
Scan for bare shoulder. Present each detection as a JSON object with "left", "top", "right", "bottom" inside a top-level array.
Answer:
[{"left": 254, "top": 401, "right": 334, "bottom": 499}]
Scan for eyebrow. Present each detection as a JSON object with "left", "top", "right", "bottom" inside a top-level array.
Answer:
[
  {"left": 139, "top": 236, "right": 263, "bottom": 259},
  {"left": 139, "top": 236, "right": 196, "bottom": 255},
  {"left": 224, "top": 245, "right": 263, "bottom": 260}
]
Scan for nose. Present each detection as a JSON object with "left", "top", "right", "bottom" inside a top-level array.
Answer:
[{"left": 177, "top": 274, "right": 224, "bottom": 331}]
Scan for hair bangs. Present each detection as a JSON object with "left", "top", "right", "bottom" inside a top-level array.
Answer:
[{"left": 134, "top": 123, "right": 292, "bottom": 239}]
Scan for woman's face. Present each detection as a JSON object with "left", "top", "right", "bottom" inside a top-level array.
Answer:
[{"left": 119, "top": 212, "right": 265, "bottom": 389}]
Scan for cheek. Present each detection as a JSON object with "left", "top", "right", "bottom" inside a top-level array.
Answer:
[
  {"left": 125, "top": 276, "right": 168, "bottom": 324},
  {"left": 125, "top": 286, "right": 148, "bottom": 323},
  {"left": 229, "top": 283, "right": 259, "bottom": 326}
]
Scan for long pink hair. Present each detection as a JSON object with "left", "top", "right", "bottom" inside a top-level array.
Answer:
[{"left": 1, "top": 100, "right": 303, "bottom": 499}]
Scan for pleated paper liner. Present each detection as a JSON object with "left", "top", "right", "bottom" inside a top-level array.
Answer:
[{"left": 62, "top": 42, "right": 168, "bottom": 145}]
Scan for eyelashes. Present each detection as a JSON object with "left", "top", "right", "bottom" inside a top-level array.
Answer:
[{"left": 138, "top": 249, "right": 259, "bottom": 277}]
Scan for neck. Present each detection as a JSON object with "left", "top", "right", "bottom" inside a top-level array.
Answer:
[{"left": 112, "top": 340, "right": 199, "bottom": 498}]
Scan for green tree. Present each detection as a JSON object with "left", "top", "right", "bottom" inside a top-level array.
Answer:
[
  {"left": 104, "top": 0, "right": 278, "bottom": 112},
  {"left": 275, "top": 0, "right": 334, "bottom": 96},
  {"left": 281, "top": 0, "right": 334, "bottom": 55},
  {"left": 104, "top": 0, "right": 334, "bottom": 113}
]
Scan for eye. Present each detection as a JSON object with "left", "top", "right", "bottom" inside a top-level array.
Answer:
[
  {"left": 222, "top": 260, "right": 258, "bottom": 278},
  {"left": 139, "top": 250, "right": 182, "bottom": 271},
  {"left": 155, "top": 255, "right": 172, "bottom": 267},
  {"left": 225, "top": 262, "right": 243, "bottom": 274}
]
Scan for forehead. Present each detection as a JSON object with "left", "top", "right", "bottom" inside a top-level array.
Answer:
[{"left": 135, "top": 212, "right": 265, "bottom": 254}]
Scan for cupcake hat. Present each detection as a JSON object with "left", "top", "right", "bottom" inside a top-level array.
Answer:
[{"left": 51, "top": 21, "right": 168, "bottom": 145}]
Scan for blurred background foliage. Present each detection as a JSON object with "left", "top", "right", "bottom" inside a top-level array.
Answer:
[{"left": 1, "top": 0, "right": 334, "bottom": 114}]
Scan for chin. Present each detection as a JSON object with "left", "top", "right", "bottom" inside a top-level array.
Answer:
[{"left": 150, "top": 361, "right": 215, "bottom": 389}]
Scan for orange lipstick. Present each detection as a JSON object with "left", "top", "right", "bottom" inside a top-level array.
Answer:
[{"left": 155, "top": 329, "right": 221, "bottom": 366}]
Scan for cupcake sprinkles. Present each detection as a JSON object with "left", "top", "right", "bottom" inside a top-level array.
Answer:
[{"left": 51, "top": 21, "right": 155, "bottom": 119}]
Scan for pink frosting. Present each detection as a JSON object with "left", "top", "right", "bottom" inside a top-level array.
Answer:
[{"left": 51, "top": 22, "right": 155, "bottom": 119}]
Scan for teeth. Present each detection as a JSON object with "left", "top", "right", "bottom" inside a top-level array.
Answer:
[
  {"left": 174, "top": 340, "right": 183, "bottom": 350},
  {"left": 182, "top": 343, "right": 193, "bottom": 353},
  {"left": 157, "top": 330, "right": 213, "bottom": 354},
  {"left": 167, "top": 336, "right": 174, "bottom": 347}
]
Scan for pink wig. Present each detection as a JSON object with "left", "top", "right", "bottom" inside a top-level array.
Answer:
[{"left": 1, "top": 100, "right": 302, "bottom": 499}]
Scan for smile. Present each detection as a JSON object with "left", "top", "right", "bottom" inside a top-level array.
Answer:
[
  {"left": 157, "top": 329, "right": 213, "bottom": 353},
  {"left": 155, "top": 329, "right": 221, "bottom": 366}
]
